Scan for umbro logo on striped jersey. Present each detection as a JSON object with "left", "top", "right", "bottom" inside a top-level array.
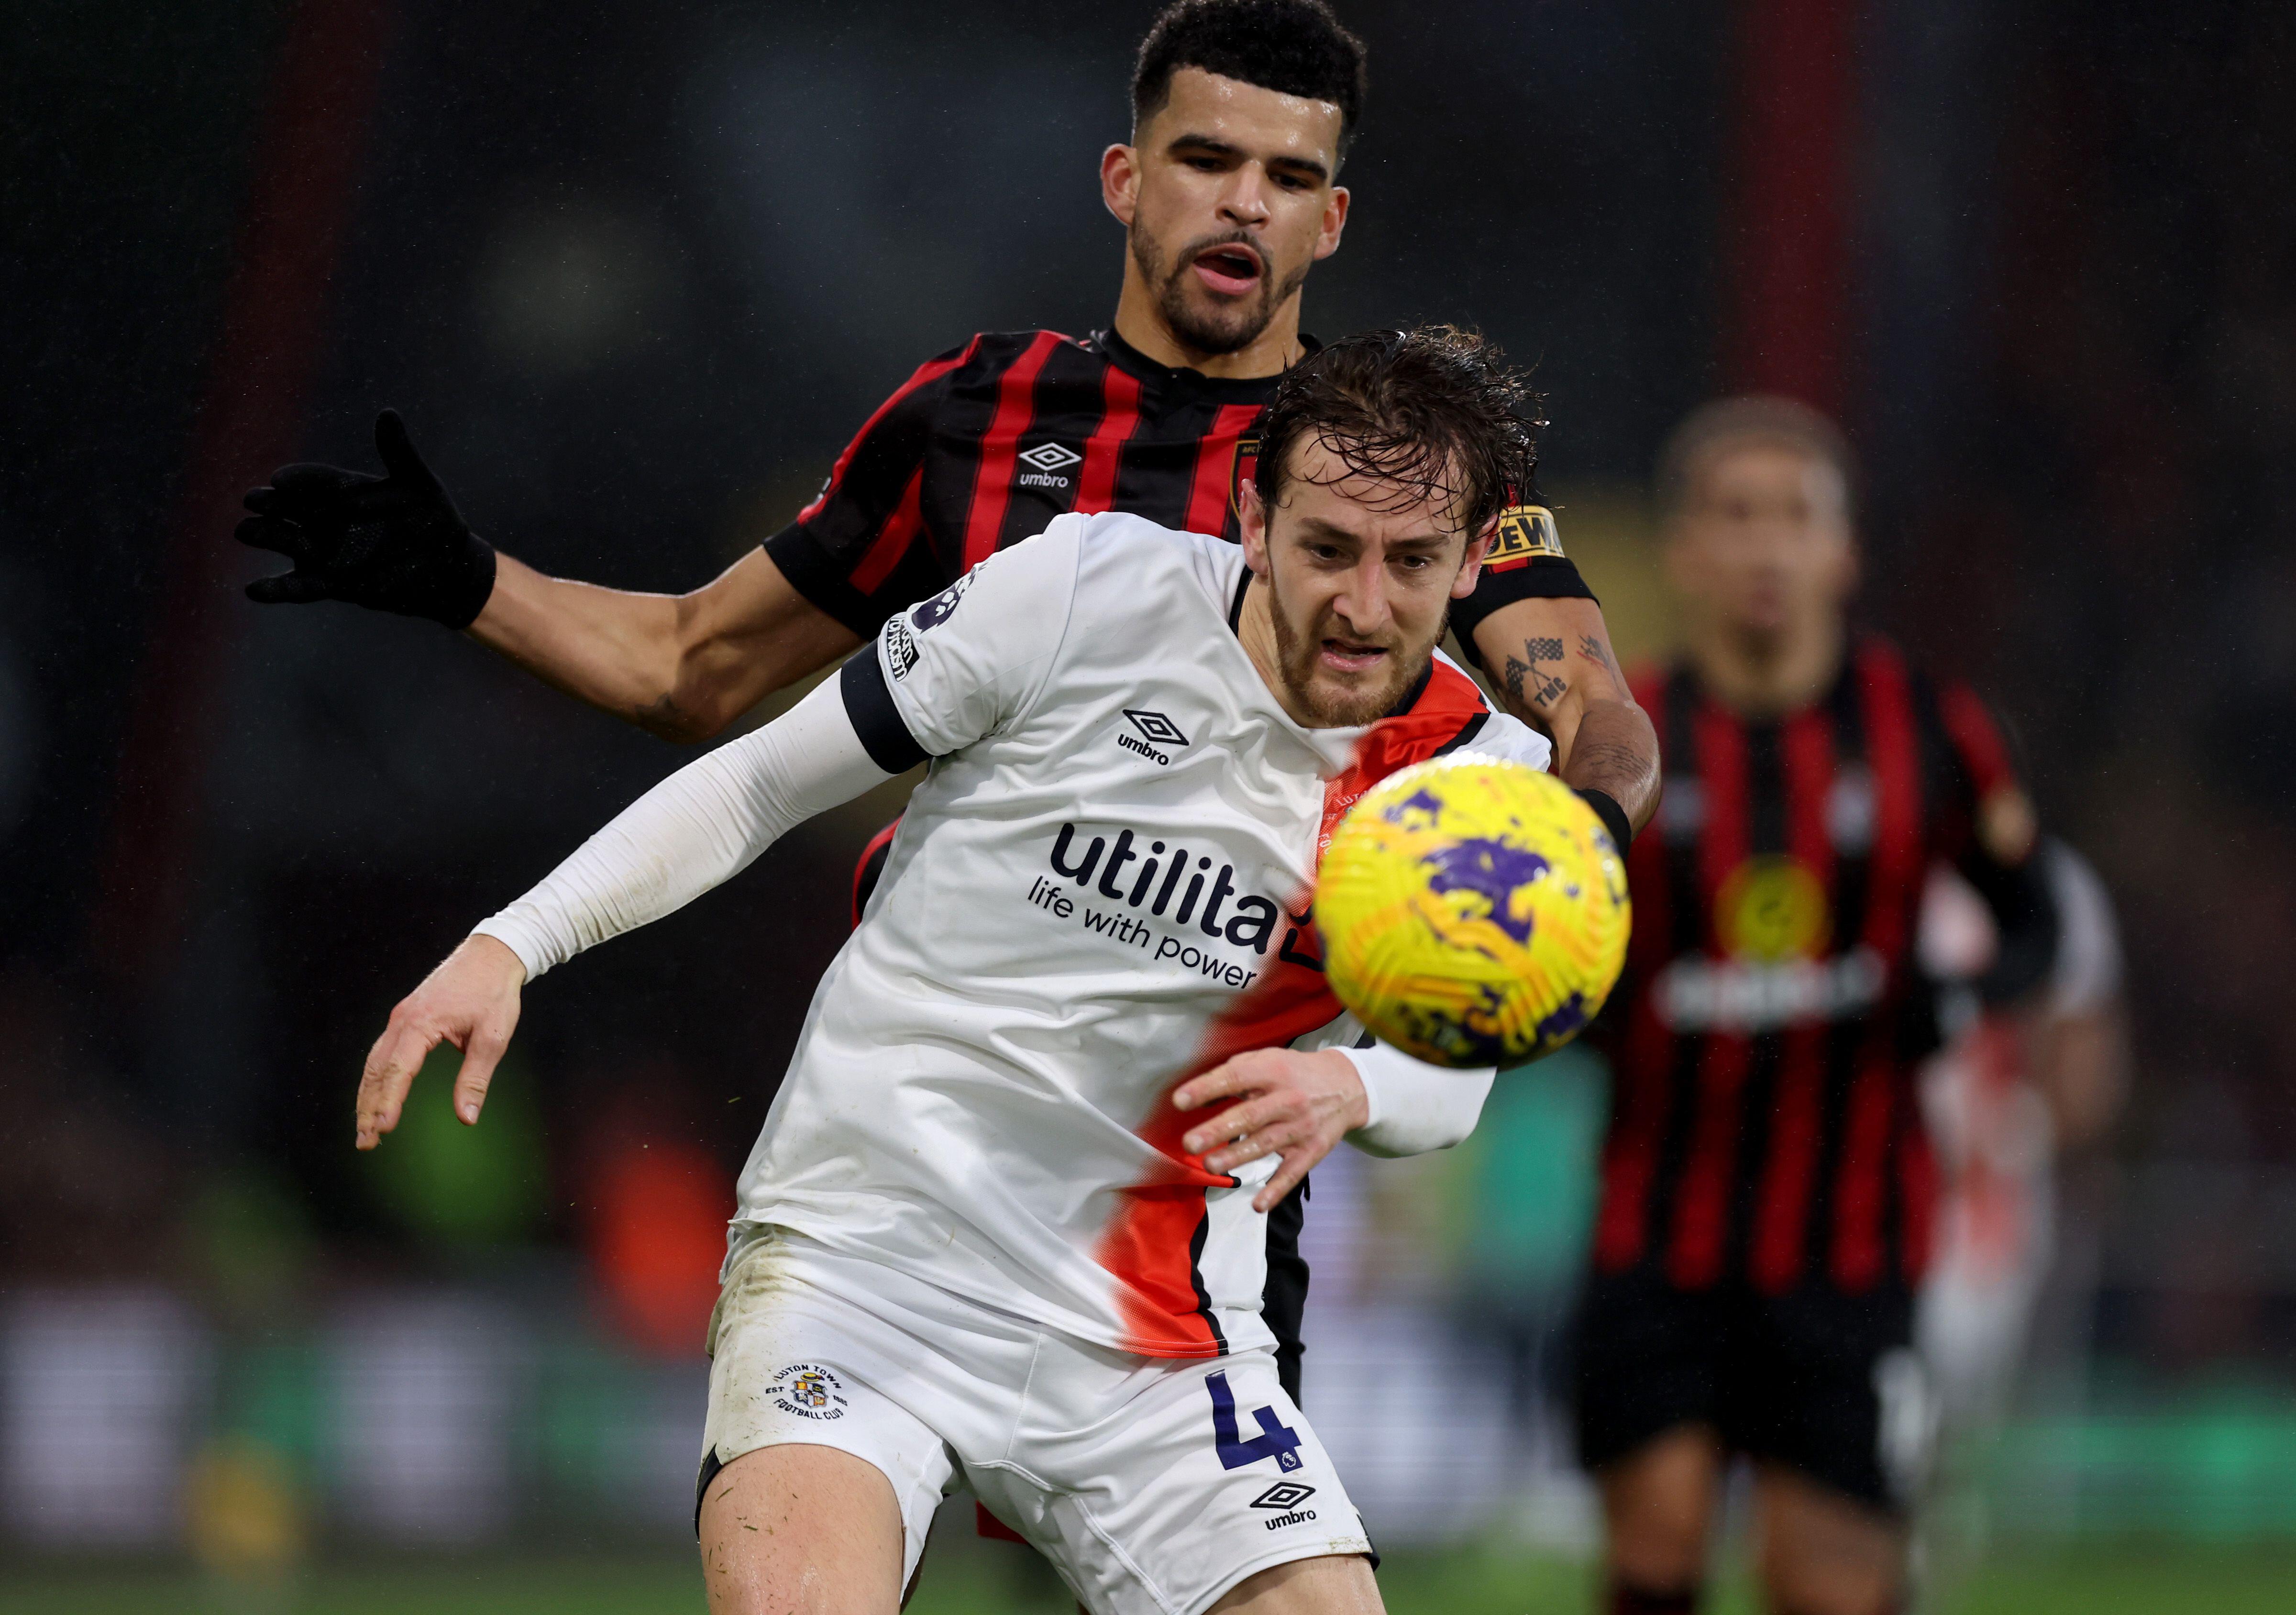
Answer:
[
  {"left": 1016, "top": 441, "right": 1081, "bottom": 491},
  {"left": 1018, "top": 442, "right": 1082, "bottom": 472}
]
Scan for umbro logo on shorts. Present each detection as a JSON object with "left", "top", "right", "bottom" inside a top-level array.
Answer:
[
  {"left": 1017, "top": 441, "right": 1082, "bottom": 489},
  {"left": 1249, "top": 1479, "right": 1319, "bottom": 1530}
]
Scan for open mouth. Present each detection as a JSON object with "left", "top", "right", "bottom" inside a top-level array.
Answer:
[
  {"left": 1189, "top": 242, "right": 1264, "bottom": 298},
  {"left": 1318, "top": 637, "right": 1389, "bottom": 676}
]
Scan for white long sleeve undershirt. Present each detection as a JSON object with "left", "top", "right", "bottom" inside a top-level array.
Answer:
[
  {"left": 1342, "top": 1041, "right": 1496, "bottom": 1156},
  {"left": 473, "top": 674, "right": 892, "bottom": 982}
]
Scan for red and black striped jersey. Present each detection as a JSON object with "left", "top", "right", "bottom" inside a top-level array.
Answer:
[
  {"left": 1592, "top": 637, "right": 2048, "bottom": 1298},
  {"left": 762, "top": 327, "right": 1589, "bottom": 647}
]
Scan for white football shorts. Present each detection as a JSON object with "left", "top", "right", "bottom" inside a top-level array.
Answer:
[{"left": 698, "top": 1227, "right": 1372, "bottom": 1615}]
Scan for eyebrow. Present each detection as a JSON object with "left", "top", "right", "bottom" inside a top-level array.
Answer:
[
  {"left": 1296, "top": 516, "right": 1449, "bottom": 552},
  {"left": 1165, "top": 132, "right": 1331, "bottom": 184}
]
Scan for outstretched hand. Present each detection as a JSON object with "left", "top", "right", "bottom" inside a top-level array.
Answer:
[
  {"left": 238, "top": 409, "right": 497, "bottom": 628},
  {"left": 356, "top": 934, "right": 527, "bottom": 1150},
  {"left": 1172, "top": 1048, "right": 1370, "bottom": 1212}
]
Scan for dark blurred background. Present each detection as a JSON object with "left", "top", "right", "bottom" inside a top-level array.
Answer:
[{"left": 5, "top": 0, "right": 2295, "bottom": 1606}]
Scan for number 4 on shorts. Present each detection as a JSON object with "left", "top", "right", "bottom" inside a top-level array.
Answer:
[{"left": 1206, "top": 1370, "right": 1303, "bottom": 1472}]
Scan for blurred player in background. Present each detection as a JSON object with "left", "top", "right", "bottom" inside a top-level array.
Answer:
[
  {"left": 1575, "top": 398, "right": 2059, "bottom": 1615},
  {"left": 1916, "top": 839, "right": 2129, "bottom": 1428}
]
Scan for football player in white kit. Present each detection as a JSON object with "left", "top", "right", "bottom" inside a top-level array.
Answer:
[{"left": 350, "top": 328, "right": 1564, "bottom": 1615}]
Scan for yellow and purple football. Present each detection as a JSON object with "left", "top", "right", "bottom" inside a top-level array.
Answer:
[{"left": 1316, "top": 753, "right": 1630, "bottom": 1067}]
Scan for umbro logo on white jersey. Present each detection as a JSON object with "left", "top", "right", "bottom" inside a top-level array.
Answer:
[
  {"left": 1119, "top": 708, "right": 1189, "bottom": 765},
  {"left": 1016, "top": 441, "right": 1082, "bottom": 491},
  {"left": 1018, "top": 442, "right": 1082, "bottom": 471}
]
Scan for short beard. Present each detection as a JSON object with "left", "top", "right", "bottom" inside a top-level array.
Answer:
[
  {"left": 1266, "top": 573, "right": 1431, "bottom": 727},
  {"left": 1130, "top": 221, "right": 1311, "bottom": 358}
]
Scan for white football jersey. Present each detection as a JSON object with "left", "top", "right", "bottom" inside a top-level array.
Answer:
[{"left": 734, "top": 511, "right": 1551, "bottom": 1360}]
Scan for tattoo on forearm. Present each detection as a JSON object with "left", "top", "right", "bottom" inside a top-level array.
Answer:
[
  {"left": 1504, "top": 637, "right": 1569, "bottom": 711},
  {"left": 1577, "top": 633, "right": 1619, "bottom": 679}
]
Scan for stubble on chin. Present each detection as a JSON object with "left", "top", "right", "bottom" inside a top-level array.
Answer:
[
  {"left": 1131, "top": 222, "right": 1305, "bottom": 359},
  {"left": 1270, "top": 600, "right": 1420, "bottom": 727}
]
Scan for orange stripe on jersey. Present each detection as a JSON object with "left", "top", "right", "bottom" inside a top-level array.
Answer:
[
  {"left": 1185, "top": 404, "right": 1263, "bottom": 539},
  {"left": 1097, "top": 659, "right": 1493, "bottom": 1357},
  {"left": 960, "top": 330, "right": 1063, "bottom": 570}
]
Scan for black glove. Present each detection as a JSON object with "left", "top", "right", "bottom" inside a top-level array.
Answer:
[{"left": 237, "top": 410, "right": 497, "bottom": 628}]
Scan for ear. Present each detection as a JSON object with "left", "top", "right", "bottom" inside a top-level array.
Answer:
[
  {"left": 1101, "top": 143, "right": 1139, "bottom": 228},
  {"left": 1314, "top": 186, "right": 1350, "bottom": 263},
  {"left": 1238, "top": 478, "right": 1271, "bottom": 575},
  {"left": 1450, "top": 519, "right": 1494, "bottom": 599}
]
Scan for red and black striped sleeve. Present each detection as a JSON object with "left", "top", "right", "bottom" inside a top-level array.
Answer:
[{"left": 763, "top": 337, "right": 982, "bottom": 637}]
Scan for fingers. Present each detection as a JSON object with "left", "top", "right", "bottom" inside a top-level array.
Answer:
[
  {"left": 1183, "top": 1093, "right": 1288, "bottom": 1161},
  {"left": 355, "top": 1018, "right": 439, "bottom": 1150},
  {"left": 265, "top": 463, "right": 370, "bottom": 503},
  {"left": 235, "top": 513, "right": 309, "bottom": 560},
  {"left": 451, "top": 1020, "right": 513, "bottom": 1126},
  {"left": 1254, "top": 1137, "right": 1327, "bottom": 1212},
  {"left": 1171, "top": 1051, "right": 1276, "bottom": 1112},
  {"left": 373, "top": 409, "right": 443, "bottom": 496},
  {"left": 245, "top": 571, "right": 334, "bottom": 605}
]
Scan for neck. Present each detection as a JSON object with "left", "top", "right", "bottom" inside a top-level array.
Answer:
[
  {"left": 1112, "top": 268, "right": 1304, "bottom": 380},
  {"left": 1685, "top": 615, "right": 1846, "bottom": 718},
  {"left": 1236, "top": 575, "right": 1321, "bottom": 726}
]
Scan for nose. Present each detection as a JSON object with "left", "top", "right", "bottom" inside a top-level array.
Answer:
[
  {"left": 1218, "top": 163, "right": 1273, "bottom": 229},
  {"left": 1333, "top": 555, "right": 1393, "bottom": 638}
]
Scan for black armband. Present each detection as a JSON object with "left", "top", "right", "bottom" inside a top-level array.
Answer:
[
  {"left": 838, "top": 646, "right": 929, "bottom": 774},
  {"left": 1450, "top": 555, "right": 1596, "bottom": 647},
  {"left": 1575, "top": 786, "right": 1634, "bottom": 855}
]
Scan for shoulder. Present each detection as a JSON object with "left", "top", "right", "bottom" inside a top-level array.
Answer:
[
  {"left": 941, "top": 329, "right": 1092, "bottom": 387},
  {"left": 1067, "top": 512, "right": 1246, "bottom": 613}
]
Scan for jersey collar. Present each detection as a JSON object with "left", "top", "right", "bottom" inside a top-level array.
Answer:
[{"left": 1093, "top": 328, "right": 1320, "bottom": 403}]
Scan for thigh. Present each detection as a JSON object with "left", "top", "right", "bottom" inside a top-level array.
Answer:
[
  {"left": 978, "top": 1345, "right": 1373, "bottom": 1615},
  {"left": 1596, "top": 1424, "right": 1725, "bottom": 1592},
  {"left": 1751, "top": 1462, "right": 1906, "bottom": 1615},
  {"left": 1208, "top": 1551, "right": 1384, "bottom": 1615},
  {"left": 699, "top": 1443, "right": 906, "bottom": 1615},
  {"left": 699, "top": 1234, "right": 962, "bottom": 1588}
]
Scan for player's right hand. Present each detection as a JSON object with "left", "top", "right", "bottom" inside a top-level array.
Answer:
[
  {"left": 356, "top": 934, "right": 526, "bottom": 1150},
  {"left": 238, "top": 409, "right": 497, "bottom": 628}
]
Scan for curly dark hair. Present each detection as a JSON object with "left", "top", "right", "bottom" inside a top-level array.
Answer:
[
  {"left": 1253, "top": 327, "right": 1542, "bottom": 542},
  {"left": 1133, "top": 0, "right": 1368, "bottom": 156}
]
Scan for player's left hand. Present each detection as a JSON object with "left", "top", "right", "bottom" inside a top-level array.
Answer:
[{"left": 1173, "top": 1049, "right": 1369, "bottom": 1212}]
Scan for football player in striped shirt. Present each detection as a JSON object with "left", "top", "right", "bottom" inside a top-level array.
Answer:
[{"left": 1577, "top": 398, "right": 2058, "bottom": 1615}]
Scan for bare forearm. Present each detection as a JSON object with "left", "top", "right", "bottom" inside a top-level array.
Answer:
[
  {"left": 1471, "top": 596, "right": 1661, "bottom": 831},
  {"left": 1559, "top": 696, "right": 1661, "bottom": 830},
  {"left": 470, "top": 553, "right": 691, "bottom": 729},
  {"left": 467, "top": 548, "right": 861, "bottom": 743}
]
